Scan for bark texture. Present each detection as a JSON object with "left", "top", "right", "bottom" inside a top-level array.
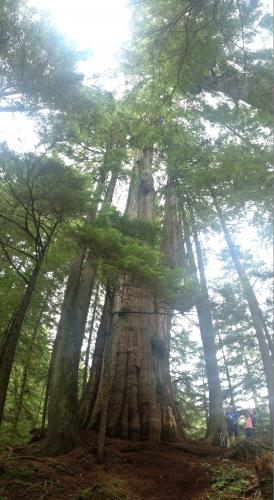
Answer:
[
  {"left": 83, "top": 148, "right": 184, "bottom": 447},
  {"left": 44, "top": 171, "right": 118, "bottom": 455},
  {"left": 45, "top": 252, "right": 89, "bottom": 455}
]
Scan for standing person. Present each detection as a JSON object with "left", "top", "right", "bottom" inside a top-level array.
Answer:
[
  {"left": 225, "top": 405, "right": 239, "bottom": 441},
  {"left": 244, "top": 410, "right": 254, "bottom": 438}
]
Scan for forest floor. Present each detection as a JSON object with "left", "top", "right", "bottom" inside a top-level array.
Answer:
[{"left": 0, "top": 432, "right": 272, "bottom": 499}]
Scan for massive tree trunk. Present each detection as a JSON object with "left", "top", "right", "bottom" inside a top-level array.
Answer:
[
  {"left": 182, "top": 207, "right": 224, "bottom": 444},
  {"left": 211, "top": 192, "right": 274, "bottom": 432},
  {"left": 44, "top": 170, "right": 118, "bottom": 456},
  {"left": 44, "top": 252, "right": 88, "bottom": 455},
  {"left": 0, "top": 231, "right": 54, "bottom": 427},
  {"left": 84, "top": 148, "right": 184, "bottom": 451}
]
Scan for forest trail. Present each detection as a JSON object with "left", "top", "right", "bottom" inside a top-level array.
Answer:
[{"left": 0, "top": 432, "right": 270, "bottom": 500}]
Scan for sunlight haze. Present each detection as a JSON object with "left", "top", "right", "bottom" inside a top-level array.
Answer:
[{"left": 30, "top": 0, "right": 131, "bottom": 74}]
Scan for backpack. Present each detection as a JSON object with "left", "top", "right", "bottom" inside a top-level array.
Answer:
[{"left": 227, "top": 411, "right": 237, "bottom": 425}]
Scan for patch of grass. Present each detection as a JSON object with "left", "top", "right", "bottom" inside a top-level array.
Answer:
[
  {"left": 210, "top": 464, "right": 256, "bottom": 499},
  {"left": 75, "top": 479, "right": 130, "bottom": 500}
]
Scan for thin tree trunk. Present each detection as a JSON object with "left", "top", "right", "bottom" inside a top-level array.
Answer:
[
  {"left": 182, "top": 207, "right": 224, "bottom": 444},
  {"left": 34, "top": 377, "right": 46, "bottom": 428},
  {"left": 257, "top": 310, "right": 274, "bottom": 358},
  {"left": 96, "top": 291, "right": 116, "bottom": 462},
  {"left": 211, "top": 192, "right": 274, "bottom": 431},
  {"left": 80, "top": 293, "right": 111, "bottom": 428},
  {"left": 12, "top": 292, "right": 49, "bottom": 434},
  {"left": 201, "top": 364, "right": 209, "bottom": 427},
  {"left": 217, "top": 329, "right": 235, "bottom": 408},
  {"left": 0, "top": 231, "right": 53, "bottom": 427},
  {"left": 82, "top": 284, "right": 100, "bottom": 395},
  {"left": 40, "top": 360, "right": 52, "bottom": 437},
  {"left": 242, "top": 353, "right": 261, "bottom": 412}
]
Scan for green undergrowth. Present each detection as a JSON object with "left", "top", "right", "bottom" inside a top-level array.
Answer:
[
  {"left": 0, "top": 464, "right": 37, "bottom": 481},
  {"left": 75, "top": 479, "right": 129, "bottom": 500},
  {"left": 210, "top": 463, "right": 257, "bottom": 499},
  {"left": 0, "top": 421, "right": 32, "bottom": 447}
]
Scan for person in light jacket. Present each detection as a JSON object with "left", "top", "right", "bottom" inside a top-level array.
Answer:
[{"left": 244, "top": 410, "right": 254, "bottom": 438}]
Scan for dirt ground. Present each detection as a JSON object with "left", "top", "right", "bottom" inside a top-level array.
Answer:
[{"left": 0, "top": 432, "right": 265, "bottom": 499}]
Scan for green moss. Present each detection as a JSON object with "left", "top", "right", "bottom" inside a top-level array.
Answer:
[
  {"left": 75, "top": 479, "right": 129, "bottom": 500},
  {"left": 211, "top": 464, "right": 255, "bottom": 499}
]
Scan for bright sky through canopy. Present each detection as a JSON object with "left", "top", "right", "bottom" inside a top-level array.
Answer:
[
  {"left": 0, "top": 0, "right": 132, "bottom": 150},
  {"left": 30, "top": 0, "right": 131, "bottom": 74},
  {"left": 1, "top": 0, "right": 272, "bottom": 150}
]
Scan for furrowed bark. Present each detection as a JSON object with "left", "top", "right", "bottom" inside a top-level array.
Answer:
[{"left": 85, "top": 148, "right": 184, "bottom": 451}]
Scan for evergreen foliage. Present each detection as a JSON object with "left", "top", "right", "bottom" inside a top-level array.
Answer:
[{"left": 0, "top": 0, "right": 272, "bottom": 452}]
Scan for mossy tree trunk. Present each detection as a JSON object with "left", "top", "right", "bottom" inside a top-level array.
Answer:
[{"left": 44, "top": 170, "right": 118, "bottom": 456}]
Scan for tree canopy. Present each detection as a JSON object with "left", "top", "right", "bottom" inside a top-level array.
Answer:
[{"left": 0, "top": 0, "right": 272, "bottom": 477}]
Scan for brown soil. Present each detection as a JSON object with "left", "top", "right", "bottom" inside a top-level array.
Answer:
[{"left": 0, "top": 433, "right": 258, "bottom": 500}]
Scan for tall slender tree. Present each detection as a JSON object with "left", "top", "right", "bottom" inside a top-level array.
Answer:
[
  {"left": 211, "top": 191, "right": 274, "bottom": 431},
  {"left": 181, "top": 205, "right": 224, "bottom": 444},
  {"left": 0, "top": 153, "right": 87, "bottom": 426}
]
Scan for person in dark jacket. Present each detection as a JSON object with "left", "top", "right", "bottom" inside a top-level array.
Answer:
[{"left": 225, "top": 405, "right": 239, "bottom": 439}]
